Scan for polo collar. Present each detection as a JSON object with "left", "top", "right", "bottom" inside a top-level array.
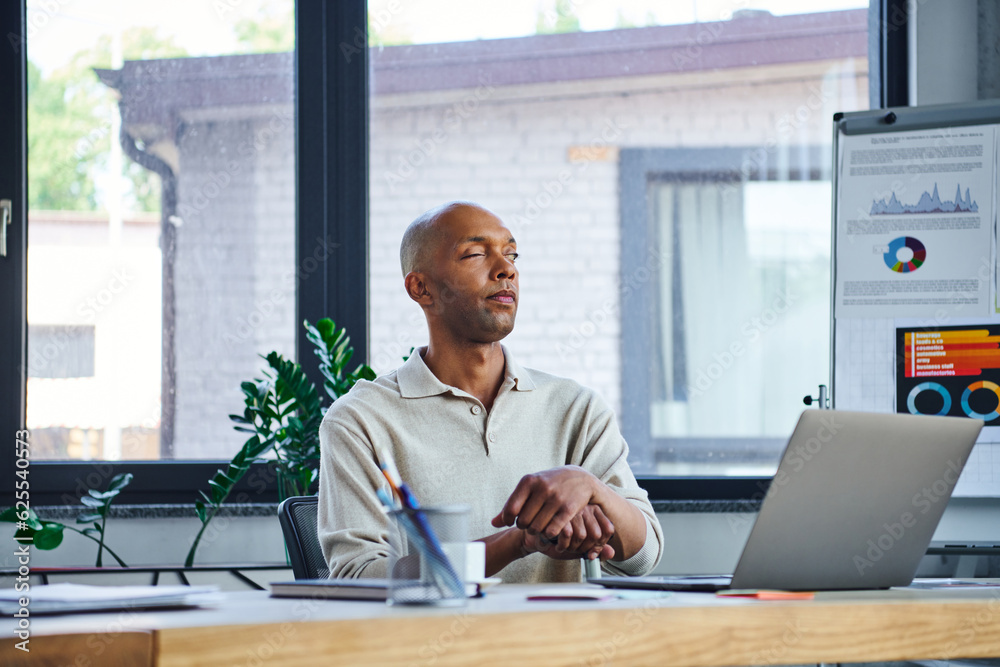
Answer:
[{"left": 396, "top": 344, "right": 536, "bottom": 398}]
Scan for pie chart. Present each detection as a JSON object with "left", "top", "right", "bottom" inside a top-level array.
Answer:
[{"left": 883, "top": 236, "right": 926, "bottom": 273}]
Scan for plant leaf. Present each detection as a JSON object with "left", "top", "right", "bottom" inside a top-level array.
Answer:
[
  {"left": 208, "top": 479, "right": 227, "bottom": 503},
  {"left": 77, "top": 512, "right": 103, "bottom": 524},
  {"left": 0, "top": 506, "right": 43, "bottom": 530},
  {"left": 33, "top": 523, "right": 65, "bottom": 550},
  {"left": 80, "top": 495, "right": 104, "bottom": 507},
  {"left": 107, "top": 473, "right": 133, "bottom": 492}
]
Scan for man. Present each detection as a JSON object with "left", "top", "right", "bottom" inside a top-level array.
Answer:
[{"left": 318, "top": 201, "right": 662, "bottom": 582}]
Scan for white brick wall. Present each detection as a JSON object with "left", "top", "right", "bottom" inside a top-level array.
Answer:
[{"left": 173, "top": 115, "right": 296, "bottom": 458}]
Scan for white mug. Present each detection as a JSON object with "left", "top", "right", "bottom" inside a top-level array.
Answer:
[{"left": 441, "top": 541, "right": 486, "bottom": 582}]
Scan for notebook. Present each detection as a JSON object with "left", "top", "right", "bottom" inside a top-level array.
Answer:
[
  {"left": 592, "top": 409, "right": 983, "bottom": 592},
  {"left": 269, "top": 578, "right": 486, "bottom": 600},
  {"left": 270, "top": 578, "right": 393, "bottom": 601}
]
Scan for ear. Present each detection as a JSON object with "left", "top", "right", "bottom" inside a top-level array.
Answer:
[{"left": 404, "top": 271, "right": 433, "bottom": 306}]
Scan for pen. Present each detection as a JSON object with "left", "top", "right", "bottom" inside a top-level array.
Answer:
[
  {"left": 376, "top": 488, "right": 398, "bottom": 511},
  {"left": 377, "top": 479, "right": 454, "bottom": 593},
  {"left": 375, "top": 446, "right": 465, "bottom": 598}
]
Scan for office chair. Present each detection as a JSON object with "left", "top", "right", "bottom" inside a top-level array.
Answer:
[{"left": 277, "top": 495, "right": 330, "bottom": 580}]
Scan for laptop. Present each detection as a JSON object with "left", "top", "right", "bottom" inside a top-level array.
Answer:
[{"left": 593, "top": 409, "right": 983, "bottom": 592}]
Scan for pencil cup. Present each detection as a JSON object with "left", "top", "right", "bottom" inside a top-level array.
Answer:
[{"left": 388, "top": 505, "right": 470, "bottom": 606}]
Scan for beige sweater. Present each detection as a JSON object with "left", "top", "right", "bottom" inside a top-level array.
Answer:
[{"left": 318, "top": 346, "right": 663, "bottom": 583}]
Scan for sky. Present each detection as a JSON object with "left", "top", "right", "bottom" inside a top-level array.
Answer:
[
  {"left": 27, "top": 0, "right": 866, "bottom": 74},
  {"left": 369, "top": 0, "right": 867, "bottom": 43}
]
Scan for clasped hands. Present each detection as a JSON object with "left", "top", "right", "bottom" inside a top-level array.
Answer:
[{"left": 490, "top": 465, "right": 615, "bottom": 562}]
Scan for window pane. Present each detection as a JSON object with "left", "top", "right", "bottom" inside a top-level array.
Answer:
[
  {"left": 26, "top": 0, "right": 296, "bottom": 460},
  {"left": 646, "top": 178, "right": 833, "bottom": 474},
  {"left": 367, "top": 0, "right": 868, "bottom": 475}
]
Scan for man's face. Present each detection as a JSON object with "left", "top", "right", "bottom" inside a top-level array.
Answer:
[{"left": 424, "top": 206, "right": 519, "bottom": 343}]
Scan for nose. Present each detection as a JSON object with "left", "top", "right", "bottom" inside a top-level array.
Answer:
[{"left": 494, "top": 254, "right": 516, "bottom": 281}]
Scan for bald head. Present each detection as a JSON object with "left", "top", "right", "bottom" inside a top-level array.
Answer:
[{"left": 400, "top": 201, "right": 490, "bottom": 276}]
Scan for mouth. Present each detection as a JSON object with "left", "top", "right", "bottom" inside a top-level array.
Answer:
[{"left": 487, "top": 290, "right": 516, "bottom": 305}]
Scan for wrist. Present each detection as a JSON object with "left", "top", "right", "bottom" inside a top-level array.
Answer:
[
  {"left": 482, "top": 527, "right": 531, "bottom": 578},
  {"left": 589, "top": 475, "right": 611, "bottom": 510},
  {"left": 517, "top": 530, "right": 533, "bottom": 559}
]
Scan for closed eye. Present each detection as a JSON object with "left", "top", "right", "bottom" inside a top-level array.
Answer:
[{"left": 461, "top": 253, "right": 484, "bottom": 259}]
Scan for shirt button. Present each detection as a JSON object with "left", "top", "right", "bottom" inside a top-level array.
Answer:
[
  {"left": 471, "top": 405, "right": 482, "bottom": 415},
  {"left": 488, "top": 432, "right": 497, "bottom": 443}
]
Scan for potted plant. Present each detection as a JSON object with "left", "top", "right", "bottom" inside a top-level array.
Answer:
[
  {"left": 184, "top": 318, "right": 375, "bottom": 565},
  {"left": 2, "top": 318, "right": 375, "bottom": 570},
  {"left": 1, "top": 473, "right": 133, "bottom": 566}
]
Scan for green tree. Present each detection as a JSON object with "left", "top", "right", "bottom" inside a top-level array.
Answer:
[
  {"left": 28, "top": 27, "right": 187, "bottom": 213},
  {"left": 536, "top": 0, "right": 582, "bottom": 34},
  {"left": 367, "top": 2, "right": 413, "bottom": 47},
  {"left": 27, "top": 60, "right": 101, "bottom": 211},
  {"left": 234, "top": 0, "right": 295, "bottom": 53},
  {"left": 231, "top": 0, "right": 412, "bottom": 52},
  {"left": 614, "top": 9, "right": 660, "bottom": 29}
]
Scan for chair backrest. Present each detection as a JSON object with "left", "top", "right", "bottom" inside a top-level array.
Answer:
[{"left": 277, "top": 495, "right": 330, "bottom": 580}]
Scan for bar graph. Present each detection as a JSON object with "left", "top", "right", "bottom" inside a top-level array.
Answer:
[{"left": 897, "top": 326, "right": 1000, "bottom": 424}]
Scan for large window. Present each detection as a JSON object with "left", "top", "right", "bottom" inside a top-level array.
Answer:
[
  {"left": 1, "top": 2, "right": 367, "bottom": 506},
  {"left": 366, "top": 0, "right": 868, "bottom": 476},
  {"left": 24, "top": 0, "right": 296, "bottom": 460}
]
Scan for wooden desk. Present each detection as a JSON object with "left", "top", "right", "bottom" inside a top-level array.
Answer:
[{"left": 4, "top": 584, "right": 1000, "bottom": 667}]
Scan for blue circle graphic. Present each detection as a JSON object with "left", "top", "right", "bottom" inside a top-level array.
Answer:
[
  {"left": 907, "top": 382, "right": 951, "bottom": 416},
  {"left": 961, "top": 381, "right": 1000, "bottom": 421}
]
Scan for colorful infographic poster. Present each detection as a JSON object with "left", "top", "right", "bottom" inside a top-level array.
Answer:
[
  {"left": 896, "top": 325, "right": 1000, "bottom": 426},
  {"left": 835, "top": 126, "right": 995, "bottom": 318}
]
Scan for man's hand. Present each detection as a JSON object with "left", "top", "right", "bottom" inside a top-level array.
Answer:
[
  {"left": 491, "top": 465, "right": 600, "bottom": 540},
  {"left": 521, "top": 504, "right": 616, "bottom": 561},
  {"left": 481, "top": 465, "right": 649, "bottom": 576}
]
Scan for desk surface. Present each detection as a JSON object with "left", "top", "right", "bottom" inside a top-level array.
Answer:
[{"left": 4, "top": 583, "right": 1000, "bottom": 667}]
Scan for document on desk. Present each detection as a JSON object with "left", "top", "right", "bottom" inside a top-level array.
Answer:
[{"left": 0, "top": 583, "right": 221, "bottom": 615}]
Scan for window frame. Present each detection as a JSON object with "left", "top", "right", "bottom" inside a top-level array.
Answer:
[
  {"left": 0, "top": 0, "right": 903, "bottom": 508},
  {"left": 0, "top": 1, "right": 368, "bottom": 507},
  {"left": 620, "top": 146, "right": 828, "bottom": 481},
  {"left": 0, "top": 1, "right": 28, "bottom": 509}
]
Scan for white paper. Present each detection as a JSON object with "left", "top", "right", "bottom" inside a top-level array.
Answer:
[
  {"left": 0, "top": 583, "right": 220, "bottom": 614},
  {"left": 835, "top": 126, "right": 995, "bottom": 318}
]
